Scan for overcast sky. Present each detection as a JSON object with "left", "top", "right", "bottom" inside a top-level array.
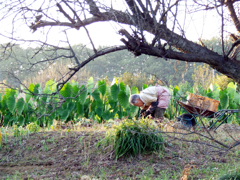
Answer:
[{"left": 0, "top": 1, "right": 237, "bottom": 48}]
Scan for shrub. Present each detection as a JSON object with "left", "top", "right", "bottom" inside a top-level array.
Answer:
[
  {"left": 103, "top": 118, "right": 164, "bottom": 159},
  {"left": 26, "top": 123, "right": 40, "bottom": 133}
]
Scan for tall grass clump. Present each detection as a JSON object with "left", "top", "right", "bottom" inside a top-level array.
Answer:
[
  {"left": 219, "top": 172, "right": 240, "bottom": 180},
  {"left": 102, "top": 119, "right": 164, "bottom": 159}
]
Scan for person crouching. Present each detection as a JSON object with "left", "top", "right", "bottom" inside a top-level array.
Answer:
[{"left": 129, "top": 86, "right": 170, "bottom": 121}]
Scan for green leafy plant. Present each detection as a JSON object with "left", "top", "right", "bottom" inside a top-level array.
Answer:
[
  {"left": 12, "top": 125, "right": 21, "bottom": 137},
  {"left": 219, "top": 172, "right": 240, "bottom": 180},
  {"left": 0, "top": 76, "right": 240, "bottom": 128},
  {"left": 103, "top": 118, "right": 164, "bottom": 159},
  {"left": 26, "top": 122, "right": 40, "bottom": 133}
]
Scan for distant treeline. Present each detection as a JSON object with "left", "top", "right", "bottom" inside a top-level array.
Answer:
[{"left": 0, "top": 37, "right": 231, "bottom": 88}]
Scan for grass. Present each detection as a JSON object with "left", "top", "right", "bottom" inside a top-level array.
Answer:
[
  {"left": 100, "top": 118, "right": 164, "bottom": 159},
  {"left": 0, "top": 119, "right": 240, "bottom": 179}
]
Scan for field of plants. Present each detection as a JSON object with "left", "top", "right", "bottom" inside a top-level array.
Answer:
[
  {"left": 0, "top": 77, "right": 240, "bottom": 179},
  {"left": 1, "top": 77, "right": 240, "bottom": 127}
]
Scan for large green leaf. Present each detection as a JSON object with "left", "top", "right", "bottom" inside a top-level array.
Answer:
[
  {"left": 219, "top": 90, "right": 229, "bottom": 110},
  {"left": 206, "top": 90, "right": 213, "bottom": 99},
  {"left": 130, "top": 105, "right": 139, "bottom": 117},
  {"left": 233, "top": 93, "right": 240, "bottom": 107},
  {"left": 16, "top": 98, "right": 25, "bottom": 115},
  {"left": 228, "top": 83, "right": 239, "bottom": 109},
  {"left": 44, "top": 85, "right": 51, "bottom": 94},
  {"left": 72, "top": 84, "right": 80, "bottom": 96},
  {"left": 33, "top": 84, "right": 40, "bottom": 94},
  {"left": 112, "top": 107, "right": 118, "bottom": 117},
  {"left": 98, "top": 79, "right": 107, "bottom": 96},
  {"left": 18, "top": 115, "right": 25, "bottom": 126},
  {"left": 118, "top": 110, "right": 123, "bottom": 119},
  {"left": 61, "top": 109, "right": 70, "bottom": 121},
  {"left": 5, "top": 88, "right": 17, "bottom": 99},
  {"left": 90, "top": 100, "right": 96, "bottom": 112},
  {"left": 96, "top": 107, "right": 102, "bottom": 117},
  {"left": 25, "top": 93, "right": 32, "bottom": 103},
  {"left": 198, "top": 86, "right": 206, "bottom": 96},
  {"left": 41, "top": 96, "right": 48, "bottom": 103},
  {"left": 109, "top": 99, "right": 117, "bottom": 109},
  {"left": 102, "top": 111, "right": 111, "bottom": 120},
  {"left": 212, "top": 84, "right": 220, "bottom": 100},
  {"left": 60, "top": 83, "right": 72, "bottom": 98},
  {"left": 96, "top": 99, "right": 103, "bottom": 108},
  {"left": 143, "top": 84, "right": 148, "bottom": 89},
  {"left": 111, "top": 84, "right": 119, "bottom": 101},
  {"left": 227, "top": 85, "right": 235, "bottom": 99},
  {"left": 1, "top": 96, "right": 7, "bottom": 112},
  {"left": 131, "top": 86, "right": 139, "bottom": 95},
  {"left": 119, "top": 82, "right": 126, "bottom": 91},
  {"left": 79, "top": 85, "right": 88, "bottom": 104},
  {"left": 32, "top": 84, "right": 41, "bottom": 101},
  {"left": 44, "top": 80, "right": 56, "bottom": 94},
  {"left": 92, "top": 89, "right": 100, "bottom": 101},
  {"left": 118, "top": 91, "right": 129, "bottom": 109},
  {"left": 68, "top": 101, "right": 75, "bottom": 111},
  {"left": 77, "top": 103, "right": 84, "bottom": 116},
  {"left": 7, "top": 95, "right": 16, "bottom": 114},
  {"left": 87, "top": 77, "right": 94, "bottom": 92},
  {"left": 126, "top": 85, "right": 131, "bottom": 96},
  {"left": 28, "top": 83, "right": 35, "bottom": 93}
]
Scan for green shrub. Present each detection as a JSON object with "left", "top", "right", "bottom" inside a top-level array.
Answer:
[
  {"left": 103, "top": 118, "right": 164, "bottom": 159},
  {"left": 219, "top": 173, "right": 240, "bottom": 180},
  {"left": 26, "top": 123, "right": 40, "bottom": 133}
]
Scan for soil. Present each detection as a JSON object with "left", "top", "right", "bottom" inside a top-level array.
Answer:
[{"left": 0, "top": 122, "right": 239, "bottom": 180}]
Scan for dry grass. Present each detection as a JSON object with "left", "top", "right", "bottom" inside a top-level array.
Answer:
[
  {"left": 0, "top": 119, "right": 240, "bottom": 180},
  {"left": 24, "top": 60, "right": 92, "bottom": 88}
]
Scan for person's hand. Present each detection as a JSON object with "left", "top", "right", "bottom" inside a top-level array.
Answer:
[
  {"left": 145, "top": 110, "right": 151, "bottom": 117},
  {"left": 140, "top": 109, "right": 146, "bottom": 118}
]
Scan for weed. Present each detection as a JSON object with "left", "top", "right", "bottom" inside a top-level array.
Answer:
[
  {"left": 26, "top": 123, "right": 40, "bottom": 133},
  {"left": 41, "top": 140, "right": 48, "bottom": 151},
  {"left": 13, "top": 125, "right": 21, "bottom": 137}
]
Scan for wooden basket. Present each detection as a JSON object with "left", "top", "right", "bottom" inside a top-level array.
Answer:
[{"left": 186, "top": 93, "right": 219, "bottom": 112}]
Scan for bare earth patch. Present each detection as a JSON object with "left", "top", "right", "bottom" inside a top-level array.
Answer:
[{"left": 0, "top": 123, "right": 240, "bottom": 180}]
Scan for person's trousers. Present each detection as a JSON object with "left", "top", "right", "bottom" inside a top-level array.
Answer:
[{"left": 154, "top": 107, "right": 166, "bottom": 118}]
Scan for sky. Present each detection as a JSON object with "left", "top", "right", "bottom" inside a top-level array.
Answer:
[{"left": 0, "top": 1, "right": 237, "bottom": 48}]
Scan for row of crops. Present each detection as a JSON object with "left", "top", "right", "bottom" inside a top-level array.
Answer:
[{"left": 0, "top": 77, "right": 240, "bottom": 127}]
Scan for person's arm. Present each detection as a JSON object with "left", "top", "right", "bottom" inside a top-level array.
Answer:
[
  {"left": 145, "top": 101, "right": 158, "bottom": 116},
  {"left": 139, "top": 109, "right": 146, "bottom": 118},
  {"left": 139, "top": 106, "right": 150, "bottom": 118}
]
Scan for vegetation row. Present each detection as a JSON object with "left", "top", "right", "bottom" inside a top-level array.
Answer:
[{"left": 0, "top": 77, "right": 239, "bottom": 128}]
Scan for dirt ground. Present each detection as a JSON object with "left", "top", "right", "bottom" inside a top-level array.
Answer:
[{"left": 0, "top": 122, "right": 240, "bottom": 180}]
